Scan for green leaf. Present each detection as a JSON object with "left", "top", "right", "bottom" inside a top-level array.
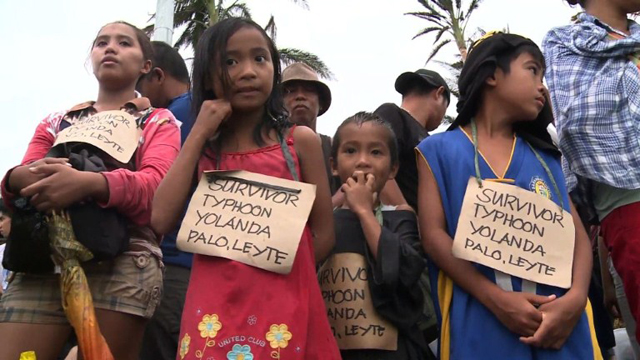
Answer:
[
  {"left": 279, "top": 48, "right": 334, "bottom": 80},
  {"left": 411, "top": 26, "right": 442, "bottom": 40},
  {"left": 433, "top": 25, "right": 450, "bottom": 44},
  {"left": 426, "top": 38, "right": 452, "bottom": 63},
  {"left": 265, "top": 15, "right": 277, "bottom": 41}
]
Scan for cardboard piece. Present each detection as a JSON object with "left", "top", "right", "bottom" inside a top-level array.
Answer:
[
  {"left": 318, "top": 253, "right": 398, "bottom": 350},
  {"left": 53, "top": 110, "right": 142, "bottom": 163},
  {"left": 453, "top": 178, "right": 575, "bottom": 288},
  {"left": 177, "top": 170, "right": 316, "bottom": 274}
]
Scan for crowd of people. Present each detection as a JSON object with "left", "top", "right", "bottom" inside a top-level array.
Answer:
[{"left": 0, "top": 0, "right": 639, "bottom": 359}]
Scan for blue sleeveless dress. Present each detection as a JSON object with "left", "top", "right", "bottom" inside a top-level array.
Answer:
[{"left": 416, "top": 127, "right": 599, "bottom": 360}]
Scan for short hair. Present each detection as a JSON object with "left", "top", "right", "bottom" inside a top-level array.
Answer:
[
  {"left": 331, "top": 111, "right": 399, "bottom": 169},
  {"left": 401, "top": 81, "right": 449, "bottom": 106},
  {"left": 149, "top": 41, "right": 190, "bottom": 84}
]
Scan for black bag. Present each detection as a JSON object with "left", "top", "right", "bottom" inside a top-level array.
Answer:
[
  {"left": 66, "top": 149, "right": 129, "bottom": 261},
  {"left": 2, "top": 197, "right": 55, "bottom": 273}
]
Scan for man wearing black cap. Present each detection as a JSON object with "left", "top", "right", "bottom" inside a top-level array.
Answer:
[{"left": 374, "top": 69, "right": 450, "bottom": 211}]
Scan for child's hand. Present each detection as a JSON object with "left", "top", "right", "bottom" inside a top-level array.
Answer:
[
  {"left": 520, "top": 291, "right": 585, "bottom": 349},
  {"left": 342, "top": 171, "right": 376, "bottom": 215},
  {"left": 20, "top": 164, "right": 99, "bottom": 212},
  {"left": 489, "top": 290, "right": 556, "bottom": 337},
  {"left": 193, "top": 99, "right": 232, "bottom": 140}
]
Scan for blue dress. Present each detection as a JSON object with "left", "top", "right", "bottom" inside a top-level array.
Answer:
[{"left": 416, "top": 127, "right": 599, "bottom": 360}]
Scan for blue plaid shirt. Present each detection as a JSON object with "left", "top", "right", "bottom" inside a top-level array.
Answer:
[{"left": 543, "top": 13, "right": 640, "bottom": 206}]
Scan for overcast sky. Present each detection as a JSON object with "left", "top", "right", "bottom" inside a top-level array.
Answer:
[{"left": 0, "top": 0, "right": 578, "bottom": 175}]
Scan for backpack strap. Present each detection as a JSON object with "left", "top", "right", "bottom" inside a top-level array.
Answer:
[{"left": 278, "top": 127, "right": 299, "bottom": 182}]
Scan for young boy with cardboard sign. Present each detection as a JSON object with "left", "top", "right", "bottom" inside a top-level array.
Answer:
[{"left": 416, "top": 32, "right": 601, "bottom": 360}]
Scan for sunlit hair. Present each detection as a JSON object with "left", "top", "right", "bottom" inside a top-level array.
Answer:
[
  {"left": 191, "top": 17, "right": 288, "bottom": 148},
  {"left": 331, "top": 111, "right": 399, "bottom": 169}
]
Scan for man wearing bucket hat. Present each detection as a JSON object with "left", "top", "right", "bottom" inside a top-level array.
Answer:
[
  {"left": 282, "top": 63, "right": 340, "bottom": 196},
  {"left": 374, "top": 69, "right": 450, "bottom": 211}
]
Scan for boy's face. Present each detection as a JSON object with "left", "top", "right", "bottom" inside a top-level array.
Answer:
[
  {"left": 0, "top": 211, "right": 10, "bottom": 239},
  {"left": 332, "top": 122, "right": 398, "bottom": 194},
  {"left": 493, "top": 52, "right": 546, "bottom": 122},
  {"left": 136, "top": 69, "right": 167, "bottom": 108}
]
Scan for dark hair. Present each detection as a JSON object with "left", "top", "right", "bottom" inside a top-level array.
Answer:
[
  {"left": 146, "top": 41, "right": 190, "bottom": 84},
  {"left": 331, "top": 111, "right": 399, "bottom": 169},
  {"left": 0, "top": 198, "right": 9, "bottom": 217},
  {"left": 192, "top": 17, "right": 288, "bottom": 148},
  {"left": 94, "top": 21, "right": 154, "bottom": 63},
  {"left": 495, "top": 44, "right": 546, "bottom": 76},
  {"left": 566, "top": 0, "right": 587, "bottom": 7},
  {"left": 402, "top": 81, "right": 440, "bottom": 99}
]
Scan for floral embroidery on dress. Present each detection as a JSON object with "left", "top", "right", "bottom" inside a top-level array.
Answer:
[
  {"left": 266, "top": 324, "right": 293, "bottom": 359},
  {"left": 179, "top": 333, "right": 191, "bottom": 359},
  {"left": 196, "top": 314, "right": 223, "bottom": 359},
  {"left": 227, "top": 344, "right": 254, "bottom": 360},
  {"left": 247, "top": 315, "right": 258, "bottom": 326}
]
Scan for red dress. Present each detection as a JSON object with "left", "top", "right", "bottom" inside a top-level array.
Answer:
[{"left": 177, "top": 131, "right": 340, "bottom": 360}]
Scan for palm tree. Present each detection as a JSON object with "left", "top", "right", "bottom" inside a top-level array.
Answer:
[
  {"left": 406, "top": 0, "right": 484, "bottom": 63},
  {"left": 145, "top": 0, "right": 333, "bottom": 79}
]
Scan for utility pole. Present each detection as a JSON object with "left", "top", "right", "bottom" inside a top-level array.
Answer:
[{"left": 153, "top": 0, "right": 174, "bottom": 44}]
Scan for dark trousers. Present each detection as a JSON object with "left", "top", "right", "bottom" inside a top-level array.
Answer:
[{"left": 139, "top": 264, "right": 190, "bottom": 360}]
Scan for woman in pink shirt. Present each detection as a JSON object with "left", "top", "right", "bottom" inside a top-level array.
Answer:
[{"left": 0, "top": 21, "right": 180, "bottom": 360}]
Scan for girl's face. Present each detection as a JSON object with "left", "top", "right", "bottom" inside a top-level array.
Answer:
[
  {"left": 91, "top": 23, "right": 151, "bottom": 89},
  {"left": 213, "top": 27, "right": 274, "bottom": 112},
  {"left": 332, "top": 122, "right": 398, "bottom": 194}
]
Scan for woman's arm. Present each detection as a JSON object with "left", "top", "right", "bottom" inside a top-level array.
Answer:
[{"left": 293, "top": 126, "right": 335, "bottom": 262}]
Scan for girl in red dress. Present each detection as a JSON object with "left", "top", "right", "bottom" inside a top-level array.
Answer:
[{"left": 151, "top": 18, "right": 339, "bottom": 360}]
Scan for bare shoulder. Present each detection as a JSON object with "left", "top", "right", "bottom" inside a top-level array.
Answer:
[{"left": 292, "top": 126, "right": 321, "bottom": 150}]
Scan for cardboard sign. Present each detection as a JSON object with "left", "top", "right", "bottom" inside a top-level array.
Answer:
[
  {"left": 453, "top": 178, "right": 575, "bottom": 288},
  {"left": 53, "top": 110, "right": 142, "bottom": 163},
  {"left": 318, "top": 253, "right": 398, "bottom": 350},
  {"left": 177, "top": 170, "right": 316, "bottom": 274}
]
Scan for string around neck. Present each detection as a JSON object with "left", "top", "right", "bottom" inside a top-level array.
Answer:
[{"left": 469, "top": 118, "right": 564, "bottom": 210}]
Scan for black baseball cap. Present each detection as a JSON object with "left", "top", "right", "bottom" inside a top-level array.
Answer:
[{"left": 395, "top": 69, "right": 451, "bottom": 104}]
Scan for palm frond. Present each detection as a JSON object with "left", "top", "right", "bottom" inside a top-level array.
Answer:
[
  {"left": 466, "top": 0, "right": 482, "bottom": 18},
  {"left": 265, "top": 15, "right": 277, "bottom": 41},
  {"left": 432, "top": 0, "right": 454, "bottom": 15},
  {"left": 278, "top": 48, "right": 334, "bottom": 80},
  {"left": 411, "top": 26, "right": 442, "bottom": 40},
  {"left": 455, "top": 0, "right": 462, "bottom": 11},
  {"left": 433, "top": 26, "right": 451, "bottom": 44},
  {"left": 225, "top": 2, "right": 252, "bottom": 19},
  {"left": 426, "top": 38, "right": 452, "bottom": 63}
]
